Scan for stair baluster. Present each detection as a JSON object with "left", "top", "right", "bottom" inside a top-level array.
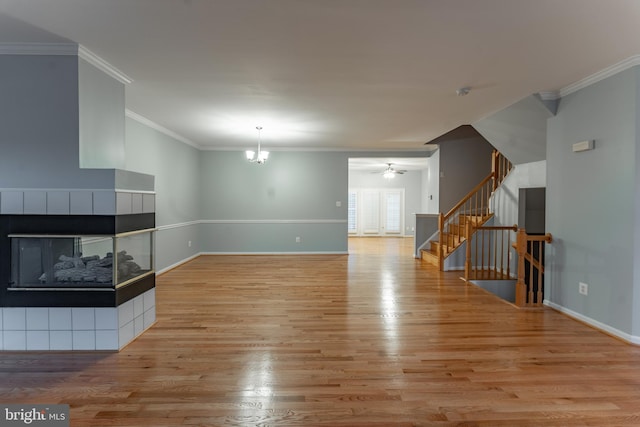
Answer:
[{"left": 422, "top": 150, "right": 513, "bottom": 270}]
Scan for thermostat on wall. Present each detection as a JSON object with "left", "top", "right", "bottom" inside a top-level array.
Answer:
[{"left": 572, "top": 140, "right": 594, "bottom": 152}]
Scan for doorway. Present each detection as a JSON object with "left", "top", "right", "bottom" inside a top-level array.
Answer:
[{"left": 348, "top": 188, "right": 405, "bottom": 236}]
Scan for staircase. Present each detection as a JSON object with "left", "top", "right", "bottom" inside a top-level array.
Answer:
[
  {"left": 421, "top": 150, "right": 512, "bottom": 270},
  {"left": 422, "top": 214, "right": 490, "bottom": 264}
]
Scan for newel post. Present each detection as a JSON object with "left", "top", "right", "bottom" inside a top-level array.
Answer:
[
  {"left": 515, "top": 228, "right": 527, "bottom": 306},
  {"left": 464, "top": 220, "right": 472, "bottom": 281}
]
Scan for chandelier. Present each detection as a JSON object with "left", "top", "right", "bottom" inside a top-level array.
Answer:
[{"left": 245, "top": 126, "right": 269, "bottom": 164}]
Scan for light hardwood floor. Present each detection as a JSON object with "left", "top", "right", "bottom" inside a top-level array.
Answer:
[{"left": 2, "top": 237, "right": 640, "bottom": 426}]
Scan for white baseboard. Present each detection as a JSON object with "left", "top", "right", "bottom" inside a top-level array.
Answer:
[
  {"left": 156, "top": 253, "right": 200, "bottom": 275},
  {"left": 544, "top": 300, "right": 640, "bottom": 345},
  {"left": 200, "top": 251, "right": 349, "bottom": 255},
  {"left": 157, "top": 251, "right": 349, "bottom": 275}
]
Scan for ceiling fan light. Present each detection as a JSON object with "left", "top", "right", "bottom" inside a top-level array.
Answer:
[{"left": 383, "top": 170, "right": 395, "bottom": 179}]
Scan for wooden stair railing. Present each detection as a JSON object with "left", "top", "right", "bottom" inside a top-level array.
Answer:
[
  {"left": 464, "top": 224, "right": 517, "bottom": 281},
  {"left": 492, "top": 150, "right": 512, "bottom": 191},
  {"left": 423, "top": 149, "right": 513, "bottom": 270},
  {"left": 437, "top": 174, "right": 494, "bottom": 270},
  {"left": 515, "top": 229, "right": 552, "bottom": 307}
]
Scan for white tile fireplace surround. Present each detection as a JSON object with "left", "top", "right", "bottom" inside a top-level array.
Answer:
[
  {"left": 0, "top": 170, "right": 158, "bottom": 351},
  {"left": 0, "top": 288, "right": 156, "bottom": 351},
  {"left": 0, "top": 189, "right": 155, "bottom": 216}
]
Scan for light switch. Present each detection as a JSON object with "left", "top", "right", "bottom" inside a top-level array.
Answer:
[{"left": 336, "top": 201, "right": 342, "bottom": 207}]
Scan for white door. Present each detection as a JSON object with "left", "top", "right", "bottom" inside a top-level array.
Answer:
[
  {"left": 361, "top": 190, "right": 380, "bottom": 234},
  {"left": 382, "top": 190, "right": 403, "bottom": 235},
  {"left": 349, "top": 188, "right": 404, "bottom": 236}
]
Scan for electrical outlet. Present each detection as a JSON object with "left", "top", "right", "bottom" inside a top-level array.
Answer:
[
  {"left": 188, "top": 240, "right": 192, "bottom": 248},
  {"left": 579, "top": 282, "right": 588, "bottom": 296},
  {"left": 296, "top": 236, "right": 301, "bottom": 243}
]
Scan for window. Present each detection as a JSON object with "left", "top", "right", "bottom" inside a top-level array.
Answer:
[
  {"left": 348, "top": 191, "right": 357, "bottom": 233},
  {"left": 384, "top": 191, "right": 402, "bottom": 233}
]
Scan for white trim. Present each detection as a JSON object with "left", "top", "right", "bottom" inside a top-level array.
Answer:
[
  {"left": 537, "top": 91, "right": 560, "bottom": 101},
  {"left": 78, "top": 45, "right": 133, "bottom": 84},
  {"left": 200, "top": 219, "right": 346, "bottom": 224},
  {"left": 201, "top": 251, "right": 348, "bottom": 255},
  {"left": 0, "top": 188, "right": 113, "bottom": 192},
  {"left": 156, "top": 221, "right": 200, "bottom": 231},
  {"left": 156, "top": 253, "right": 200, "bottom": 275},
  {"left": 155, "top": 219, "right": 346, "bottom": 231},
  {"left": 559, "top": 55, "right": 640, "bottom": 98},
  {"left": 114, "top": 189, "right": 156, "bottom": 195},
  {"left": 125, "top": 109, "right": 201, "bottom": 149},
  {"left": 0, "top": 43, "right": 133, "bottom": 87},
  {"left": 475, "top": 55, "right": 640, "bottom": 127},
  {"left": 544, "top": 300, "right": 640, "bottom": 345},
  {"left": 0, "top": 42, "right": 77, "bottom": 55},
  {"left": 158, "top": 251, "right": 348, "bottom": 275},
  {"left": 0, "top": 188, "right": 154, "bottom": 194},
  {"left": 200, "top": 145, "right": 437, "bottom": 153}
]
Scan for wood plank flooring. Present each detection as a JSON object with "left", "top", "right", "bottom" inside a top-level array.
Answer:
[{"left": 3, "top": 237, "right": 640, "bottom": 426}]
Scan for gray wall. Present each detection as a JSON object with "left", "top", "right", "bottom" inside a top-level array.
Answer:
[
  {"left": 348, "top": 169, "right": 423, "bottom": 236},
  {"left": 491, "top": 161, "right": 546, "bottom": 229},
  {"left": 546, "top": 66, "right": 638, "bottom": 336},
  {"left": 438, "top": 136, "right": 494, "bottom": 213},
  {"left": 0, "top": 55, "right": 113, "bottom": 188},
  {"left": 125, "top": 117, "right": 201, "bottom": 270},
  {"left": 79, "top": 58, "right": 126, "bottom": 169},
  {"left": 489, "top": 160, "right": 546, "bottom": 276},
  {"left": 199, "top": 151, "right": 348, "bottom": 253},
  {"left": 473, "top": 95, "right": 552, "bottom": 165}
]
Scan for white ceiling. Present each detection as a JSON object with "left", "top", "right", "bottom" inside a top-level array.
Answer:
[{"left": 2, "top": 1, "right": 640, "bottom": 152}]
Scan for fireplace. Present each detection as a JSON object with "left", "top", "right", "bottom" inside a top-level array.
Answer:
[
  {"left": 10, "top": 230, "right": 153, "bottom": 289},
  {"left": 0, "top": 212, "right": 155, "bottom": 308},
  {"left": 0, "top": 182, "right": 158, "bottom": 351}
]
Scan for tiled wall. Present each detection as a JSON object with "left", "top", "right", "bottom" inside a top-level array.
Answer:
[
  {"left": 0, "top": 190, "right": 155, "bottom": 215},
  {"left": 0, "top": 288, "right": 156, "bottom": 351}
]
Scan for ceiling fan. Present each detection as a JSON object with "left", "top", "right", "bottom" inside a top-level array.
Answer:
[{"left": 379, "top": 163, "right": 407, "bottom": 179}]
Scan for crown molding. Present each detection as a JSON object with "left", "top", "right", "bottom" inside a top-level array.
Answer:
[
  {"left": 78, "top": 45, "right": 132, "bottom": 84},
  {"left": 0, "top": 42, "right": 133, "bottom": 85},
  {"left": 125, "top": 109, "right": 201, "bottom": 150},
  {"left": 200, "top": 145, "right": 436, "bottom": 152},
  {"left": 560, "top": 55, "right": 640, "bottom": 98},
  {"left": 0, "top": 42, "right": 77, "bottom": 55},
  {"left": 537, "top": 91, "right": 560, "bottom": 101}
]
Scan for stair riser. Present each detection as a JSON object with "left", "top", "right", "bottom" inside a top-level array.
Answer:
[
  {"left": 421, "top": 251, "right": 439, "bottom": 266},
  {"left": 429, "top": 241, "right": 454, "bottom": 255}
]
